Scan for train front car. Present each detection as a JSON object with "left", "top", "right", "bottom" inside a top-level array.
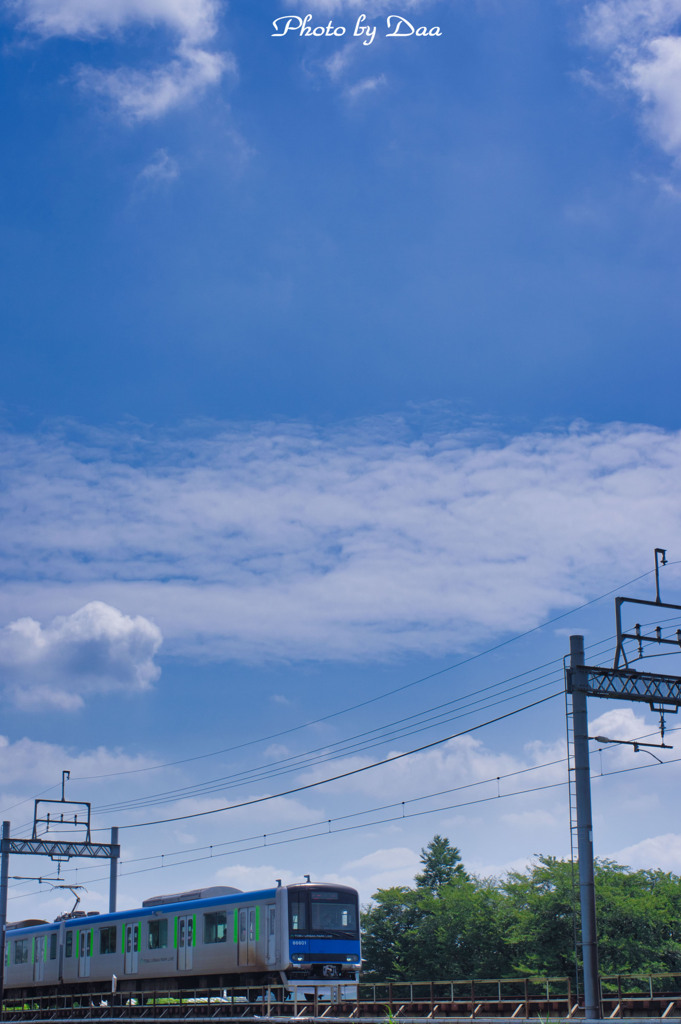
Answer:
[{"left": 285, "top": 883, "right": 360, "bottom": 984}]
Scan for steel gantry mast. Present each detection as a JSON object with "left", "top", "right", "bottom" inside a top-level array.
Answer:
[
  {"left": 0, "top": 775, "right": 119, "bottom": 1005},
  {"left": 566, "top": 549, "right": 681, "bottom": 1021}
]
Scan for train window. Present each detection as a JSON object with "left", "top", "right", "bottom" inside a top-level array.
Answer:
[
  {"left": 310, "top": 898, "right": 357, "bottom": 934},
  {"left": 148, "top": 919, "right": 168, "bottom": 950},
  {"left": 204, "top": 912, "right": 227, "bottom": 944},
  {"left": 290, "top": 895, "right": 307, "bottom": 931},
  {"left": 65, "top": 932, "right": 73, "bottom": 958},
  {"left": 14, "top": 939, "right": 29, "bottom": 965},
  {"left": 99, "top": 927, "right": 117, "bottom": 955},
  {"left": 248, "top": 908, "right": 256, "bottom": 942},
  {"left": 50, "top": 934, "right": 57, "bottom": 960}
]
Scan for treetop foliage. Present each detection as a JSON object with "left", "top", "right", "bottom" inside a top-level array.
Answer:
[
  {"left": 361, "top": 838, "right": 681, "bottom": 981},
  {"left": 415, "top": 834, "right": 468, "bottom": 893}
]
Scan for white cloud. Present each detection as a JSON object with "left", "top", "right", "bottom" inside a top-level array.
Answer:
[
  {"left": 628, "top": 35, "right": 681, "bottom": 153},
  {"left": 611, "top": 832, "right": 681, "bottom": 872},
  {"left": 324, "top": 44, "right": 358, "bottom": 81},
  {"left": 344, "top": 845, "right": 421, "bottom": 894},
  {"left": 0, "top": 601, "right": 162, "bottom": 710},
  {"left": 10, "top": 0, "right": 232, "bottom": 119},
  {"left": 583, "top": 0, "right": 681, "bottom": 159},
  {"left": 297, "top": 0, "right": 435, "bottom": 12},
  {"left": 215, "top": 864, "right": 299, "bottom": 891},
  {"left": 583, "top": 0, "right": 681, "bottom": 50},
  {"left": 11, "top": 0, "right": 219, "bottom": 43},
  {"left": 0, "top": 733, "right": 156, "bottom": 791},
  {"left": 138, "top": 148, "right": 180, "bottom": 185},
  {"left": 77, "top": 44, "right": 231, "bottom": 122},
  {"left": 1, "top": 419, "right": 681, "bottom": 661},
  {"left": 344, "top": 74, "right": 387, "bottom": 101},
  {"left": 474, "top": 853, "right": 535, "bottom": 879},
  {"left": 589, "top": 705, "right": 649, "bottom": 745}
]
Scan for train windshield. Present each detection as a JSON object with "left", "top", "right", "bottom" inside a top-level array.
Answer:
[{"left": 289, "top": 887, "right": 359, "bottom": 938}]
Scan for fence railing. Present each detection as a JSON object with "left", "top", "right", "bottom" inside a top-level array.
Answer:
[{"left": 4, "top": 972, "right": 681, "bottom": 1019}]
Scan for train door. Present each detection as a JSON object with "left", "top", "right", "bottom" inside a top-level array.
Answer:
[
  {"left": 237, "top": 907, "right": 256, "bottom": 967},
  {"left": 33, "top": 936, "right": 45, "bottom": 982},
  {"left": 124, "top": 923, "right": 139, "bottom": 975},
  {"left": 78, "top": 929, "right": 91, "bottom": 978},
  {"left": 266, "top": 907, "right": 276, "bottom": 965},
  {"left": 177, "top": 916, "right": 193, "bottom": 971}
]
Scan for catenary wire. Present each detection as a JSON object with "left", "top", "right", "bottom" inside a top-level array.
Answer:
[
  {"left": 93, "top": 673, "right": 564, "bottom": 815},
  {"left": 102, "top": 692, "right": 563, "bottom": 831},
  {"left": 10, "top": 749, "right": 681, "bottom": 904},
  {"left": 6, "top": 601, "right": 681, "bottom": 893},
  {"left": 60, "top": 564, "right": 669, "bottom": 787},
  {"left": 81, "top": 627, "right": 646, "bottom": 818},
  {"left": 4, "top": 566, "right": 676, "bottom": 833},
  {"left": 8, "top": 621, "right": 677, "bottom": 838}
]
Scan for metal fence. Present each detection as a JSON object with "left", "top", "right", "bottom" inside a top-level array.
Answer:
[{"left": 4, "top": 972, "right": 681, "bottom": 1020}]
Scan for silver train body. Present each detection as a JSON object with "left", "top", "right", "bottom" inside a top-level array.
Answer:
[{"left": 3, "top": 882, "right": 361, "bottom": 995}]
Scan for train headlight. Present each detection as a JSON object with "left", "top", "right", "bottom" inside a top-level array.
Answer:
[
  {"left": 345, "top": 955, "right": 359, "bottom": 963},
  {"left": 292, "top": 955, "right": 304, "bottom": 962}
]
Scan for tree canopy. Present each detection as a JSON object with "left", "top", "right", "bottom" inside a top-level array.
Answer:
[{"left": 361, "top": 838, "right": 681, "bottom": 981}]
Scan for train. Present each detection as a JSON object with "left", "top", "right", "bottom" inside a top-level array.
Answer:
[{"left": 3, "top": 881, "right": 361, "bottom": 996}]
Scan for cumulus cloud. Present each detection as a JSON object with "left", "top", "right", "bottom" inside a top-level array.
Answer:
[
  {"left": 0, "top": 418, "right": 680, "bottom": 662},
  {"left": 0, "top": 601, "right": 162, "bottom": 710},
  {"left": 9, "top": 0, "right": 232, "bottom": 119},
  {"left": 612, "top": 833, "right": 681, "bottom": 872},
  {"left": 583, "top": 0, "right": 681, "bottom": 159}
]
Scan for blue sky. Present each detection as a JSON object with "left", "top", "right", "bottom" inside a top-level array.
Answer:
[{"left": 3, "top": 0, "right": 681, "bottom": 921}]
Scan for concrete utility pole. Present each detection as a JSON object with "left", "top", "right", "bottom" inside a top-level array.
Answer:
[
  {"left": 0, "top": 821, "right": 10, "bottom": 1003},
  {"left": 109, "top": 826, "right": 119, "bottom": 913},
  {"left": 570, "top": 636, "right": 600, "bottom": 1021},
  {"left": 567, "top": 555, "right": 681, "bottom": 1022}
]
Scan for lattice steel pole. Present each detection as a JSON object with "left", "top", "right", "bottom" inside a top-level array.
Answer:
[{"left": 570, "top": 636, "right": 600, "bottom": 1020}]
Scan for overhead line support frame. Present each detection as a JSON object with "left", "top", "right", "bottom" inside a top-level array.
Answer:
[{"left": 567, "top": 634, "right": 681, "bottom": 1022}]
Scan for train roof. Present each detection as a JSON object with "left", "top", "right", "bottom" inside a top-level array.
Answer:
[
  {"left": 59, "top": 887, "right": 280, "bottom": 929},
  {"left": 6, "top": 888, "right": 278, "bottom": 936},
  {"left": 143, "top": 886, "right": 241, "bottom": 907},
  {"left": 6, "top": 881, "right": 359, "bottom": 937},
  {"left": 8, "top": 920, "right": 60, "bottom": 936}
]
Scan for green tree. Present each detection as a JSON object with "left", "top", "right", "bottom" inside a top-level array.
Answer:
[
  {"left": 361, "top": 887, "right": 422, "bottom": 980},
  {"left": 362, "top": 836, "right": 505, "bottom": 980},
  {"left": 498, "top": 856, "right": 578, "bottom": 976},
  {"left": 361, "top": 848, "right": 681, "bottom": 981},
  {"left": 595, "top": 862, "right": 681, "bottom": 974},
  {"left": 415, "top": 834, "right": 468, "bottom": 894},
  {"left": 412, "top": 877, "right": 509, "bottom": 979}
]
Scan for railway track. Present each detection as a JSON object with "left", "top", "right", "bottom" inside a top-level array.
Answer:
[{"left": 5, "top": 973, "right": 681, "bottom": 1022}]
